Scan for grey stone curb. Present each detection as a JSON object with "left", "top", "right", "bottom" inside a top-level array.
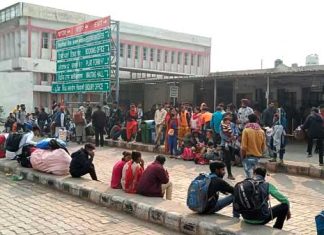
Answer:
[
  {"left": 96, "top": 138, "right": 324, "bottom": 180},
  {"left": 0, "top": 160, "right": 292, "bottom": 235}
]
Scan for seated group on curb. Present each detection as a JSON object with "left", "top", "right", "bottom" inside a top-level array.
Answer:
[
  {"left": 111, "top": 151, "right": 173, "bottom": 200},
  {"left": 1, "top": 125, "right": 291, "bottom": 230},
  {"left": 187, "top": 161, "right": 291, "bottom": 230}
]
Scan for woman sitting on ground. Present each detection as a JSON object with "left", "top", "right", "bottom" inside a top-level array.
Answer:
[
  {"left": 111, "top": 151, "right": 132, "bottom": 189},
  {"left": 121, "top": 151, "right": 144, "bottom": 193}
]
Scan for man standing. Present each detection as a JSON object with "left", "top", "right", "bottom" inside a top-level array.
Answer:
[
  {"left": 70, "top": 143, "right": 98, "bottom": 180},
  {"left": 137, "top": 155, "right": 172, "bottom": 200},
  {"left": 154, "top": 104, "right": 167, "bottom": 148},
  {"left": 261, "top": 102, "right": 276, "bottom": 127},
  {"left": 91, "top": 105, "right": 106, "bottom": 147},
  {"left": 17, "top": 104, "right": 27, "bottom": 131},
  {"left": 241, "top": 114, "right": 266, "bottom": 178},
  {"left": 53, "top": 106, "right": 66, "bottom": 138},
  {"left": 237, "top": 99, "right": 254, "bottom": 130},
  {"left": 74, "top": 106, "right": 87, "bottom": 144},
  {"left": 37, "top": 107, "right": 48, "bottom": 136},
  {"left": 210, "top": 106, "right": 223, "bottom": 145},
  {"left": 85, "top": 101, "right": 92, "bottom": 124},
  {"left": 301, "top": 107, "right": 324, "bottom": 166}
]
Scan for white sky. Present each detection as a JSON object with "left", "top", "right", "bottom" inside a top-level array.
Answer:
[{"left": 1, "top": 0, "right": 324, "bottom": 71}]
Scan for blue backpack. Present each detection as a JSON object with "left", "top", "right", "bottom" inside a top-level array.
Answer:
[
  {"left": 316, "top": 211, "right": 324, "bottom": 235},
  {"left": 187, "top": 173, "right": 217, "bottom": 213}
]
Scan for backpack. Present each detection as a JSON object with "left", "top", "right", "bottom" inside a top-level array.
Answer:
[
  {"left": 5, "top": 133, "right": 24, "bottom": 152},
  {"left": 187, "top": 173, "right": 217, "bottom": 213},
  {"left": 73, "top": 112, "right": 84, "bottom": 124},
  {"left": 233, "top": 179, "right": 270, "bottom": 220}
]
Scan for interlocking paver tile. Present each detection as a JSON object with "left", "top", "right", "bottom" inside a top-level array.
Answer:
[{"left": 0, "top": 173, "right": 181, "bottom": 235}]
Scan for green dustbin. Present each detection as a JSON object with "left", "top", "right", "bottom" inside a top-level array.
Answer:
[{"left": 141, "top": 120, "right": 154, "bottom": 144}]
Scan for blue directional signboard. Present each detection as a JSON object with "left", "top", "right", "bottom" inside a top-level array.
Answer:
[{"left": 52, "top": 17, "right": 111, "bottom": 93}]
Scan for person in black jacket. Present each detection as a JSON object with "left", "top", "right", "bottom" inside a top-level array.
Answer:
[
  {"left": 91, "top": 105, "right": 106, "bottom": 147},
  {"left": 70, "top": 143, "right": 98, "bottom": 180},
  {"left": 204, "top": 161, "right": 238, "bottom": 217},
  {"left": 301, "top": 107, "right": 324, "bottom": 166}
]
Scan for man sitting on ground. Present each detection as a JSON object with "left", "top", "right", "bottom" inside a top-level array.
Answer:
[
  {"left": 234, "top": 167, "right": 291, "bottom": 230},
  {"left": 136, "top": 155, "right": 172, "bottom": 200},
  {"left": 203, "top": 161, "right": 237, "bottom": 215},
  {"left": 70, "top": 143, "right": 98, "bottom": 181}
]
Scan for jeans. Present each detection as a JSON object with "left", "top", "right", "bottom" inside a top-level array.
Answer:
[
  {"left": 168, "top": 135, "right": 177, "bottom": 155},
  {"left": 307, "top": 137, "right": 314, "bottom": 155},
  {"left": 207, "top": 195, "right": 240, "bottom": 217},
  {"left": 222, "top": 146, "right": 234, "bottom": 176},
  {"left": 260, "top": 203, "right": 289, "bottom": 229},
  {"left": 243, "top": 157, "right": 259, "bottom": 178}
]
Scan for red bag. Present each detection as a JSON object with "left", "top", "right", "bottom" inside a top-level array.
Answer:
[
  {"left": 194, "top": 153, "right": 209, "bottom": 165},
  {"left": 73, "top": 112, "right": 84, "bottom": 124},
  {"left": 0, "top": 135, "right": 5, "bottom": 158}
]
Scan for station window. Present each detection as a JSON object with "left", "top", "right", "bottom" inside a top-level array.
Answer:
[
  {"left": 52, "top": 34, "right": 56, "bottom": 49},
  {"left": 164, "top": 51, "right": 168, "bottom": 63},
  {"left": 171, "top": 51, "right": 175, "bottom": 64},
  {"left": 143, "top": 47, "right": 147, "bottom": 60},
  {"left": 177, "top": 52, "right": 182, "bottom": 65},
  {"left": 157, "top": 49, "right": 161, "bottom": 62},
  {"left": 120, "top": 43, "right": 124, "bottom": 57},
  {"left": 135, "top": 46, "right": 139, "bottom": 60},
  {"left": 150, "top": 48, "right": 154, "bottom": 61},
  {"left": 42, "top": 32, "right": 49, "bottom": 49},
  {"left": 197, "top": 55, "right": 201, "bottom": 67},
  {"left": 191, "top": 54, "right": 194, "bottom": 66},
  {"left": 127, "top": 45, "right": 132, "bottom": 59},
  {"left": 184, "top": 53, "right": 188, "bottom": 65}
]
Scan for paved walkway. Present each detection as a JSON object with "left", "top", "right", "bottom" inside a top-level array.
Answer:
[
  {"left": 64, "top": 143, "right": 323, "bottom": 235},
  {"left": 0, "top": 173, "right": 181, "bottom": 235}
]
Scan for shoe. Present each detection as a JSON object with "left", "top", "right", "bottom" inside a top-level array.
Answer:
[
  {"left": 320, "top": 163, "right": 324, "bottom": 166},
  {"left": 279, "top": 159, "right": 284, "bottom": 164},
  {"left": 307, "top": 154, "right": 312, "bottom": 158},
  {"left": 228, "top": 175, "right": 235, "bottom": 180},
  {"left": 269, "top": 158, "right": 277, "bottom": 162}
]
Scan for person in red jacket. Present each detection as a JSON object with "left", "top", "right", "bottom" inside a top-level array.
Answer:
[{"left": 136, "top": 155, "right": 172, "bottom": 200}]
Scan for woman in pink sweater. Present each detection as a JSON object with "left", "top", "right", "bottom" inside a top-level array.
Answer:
[{"left": 110, "top": 151, "right": 131, "bottom": 189}]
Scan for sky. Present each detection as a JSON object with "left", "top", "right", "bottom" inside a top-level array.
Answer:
[{"left": 1, "top": 0, "right": 324, "bottom": 72}]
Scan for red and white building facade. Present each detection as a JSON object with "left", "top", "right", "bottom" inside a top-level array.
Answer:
[{"left": 0, "top": 3, "right": 211, "bottom": 115}]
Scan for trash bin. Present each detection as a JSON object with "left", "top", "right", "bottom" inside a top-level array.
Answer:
[
  {"left": 143, "top": 120, "right": 155, "bottom": 144},
  {"left": 316, "top": 211, "right": 324, "bottom": 235},
  {"left": 140, "top": 121, "right": 149, "bottom": 144}
]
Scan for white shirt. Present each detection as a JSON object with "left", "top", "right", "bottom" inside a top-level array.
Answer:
[{"left": 154, "top": 109, "right": 167, "bottom": 125}]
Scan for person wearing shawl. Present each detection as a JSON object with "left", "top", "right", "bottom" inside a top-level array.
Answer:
[
  {"left": 121, "top": 151, "right": 144, "bottom": 193},
  {"left": 125, "top": 104, "right": 138, "bottom": 142}
]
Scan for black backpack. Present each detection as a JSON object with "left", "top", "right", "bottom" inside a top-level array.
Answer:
[
  {"left": 233, "top": 179, "right": 270, "bottom": 220},
  {"left": 16, "top": 145, "right": 35, "bottom": 168},
  {"left": 5, "top": 133, "right": 24, "bottom": 152}
]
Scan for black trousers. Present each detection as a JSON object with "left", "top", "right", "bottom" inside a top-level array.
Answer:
[
  {"left": 307, "top": 137, "right": 314, "bottom": 155},
  {"left": 95, "top": 128, "right": 104, "bottom": 147},
  {"left": 71, "top": 164, "right": 98, "bottom": 181},
  {"left": 261, "top": 203, "right": 289, "bottom": 229},
  {"left": 222, "top": 146, "right": 234, "bottom": 176}
]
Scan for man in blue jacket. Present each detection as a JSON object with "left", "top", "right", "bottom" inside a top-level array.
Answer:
[{"left": 210, "top": 106, "right": 223, "bottom": 145}]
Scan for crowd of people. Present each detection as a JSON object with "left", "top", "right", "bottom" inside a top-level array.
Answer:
[{"left": 2, "top": 98, "right": 324, "bottom": 231}]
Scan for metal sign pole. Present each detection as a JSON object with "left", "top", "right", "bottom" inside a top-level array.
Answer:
[{"left": 115, "top": 21, "right": 120, "bottom": 106}]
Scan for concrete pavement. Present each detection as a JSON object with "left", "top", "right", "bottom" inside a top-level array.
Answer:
[{"left": 0, "top": 173, "right": 182, "bottom": 235}]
